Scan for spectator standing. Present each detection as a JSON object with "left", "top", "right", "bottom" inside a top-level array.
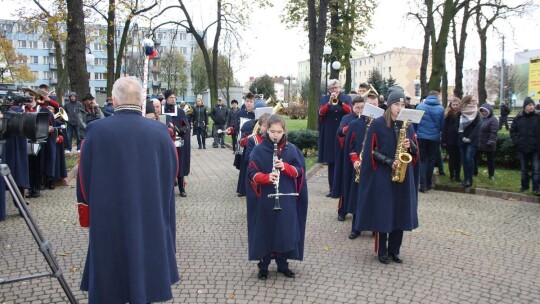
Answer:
[
  {"left": 226, "top": 99, "right": 239, "bottom": 153},
  {"left": 63, "top": 92, "right": 84, "bottom": 153},
  {"left": 415, "top": 91, "right": 445, "bottom": 192},
  {"left": 510, "top": 97, "right": 540, "bottom": 195},
  {"left": 211, "top": 97, "right": 229, "bottom": 148},
  {"left": 192, "top": 98, "right": 208, "bottom": 149},
  {"left": 499, "top": 101, "right": 511, "bottom": 130},
  {"left": 475, "top": 103, "right": 499, "bottom": 180},
  {"left": 76, "top": 77, "right": 179, "bottom": 303},
  {"left": 442, "top": 97, "right": 462, "bottom": 182},
  {"left": 102, "top": 96, "right": 114, "bottom": 117},
  {"left": 457, "top": 95, "right": 482, "bottom": 188}
]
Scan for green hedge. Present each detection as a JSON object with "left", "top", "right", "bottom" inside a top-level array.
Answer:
[
  {"left": 494, "top": 133, "right": 518, "bottom": 168},
  {"left": 288, "top": 129, "right": 318, "bottom": 156}
]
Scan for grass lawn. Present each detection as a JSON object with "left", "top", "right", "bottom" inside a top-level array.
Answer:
[
  {"left": 436, "top": 161, "right": 536, "bottom": 196},
  {"left": 65, "top": 153, "right": 79, "bottom": 171}
]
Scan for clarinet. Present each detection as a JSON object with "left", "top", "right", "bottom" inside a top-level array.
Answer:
[
  {"left": 271, "top": 139, "right": 282, "bottom": 212},
  {"left": 355, "top": 116, "right": 373, "bottom": 183},
  {"left": 267, "top": 139, "right": 300, "bottom": 211}
]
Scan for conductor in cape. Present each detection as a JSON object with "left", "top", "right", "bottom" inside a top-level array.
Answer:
[
  {"left": 76, "top": 77, "right": 179, "bottom": 303},
  {"left": 246, "top": 115, "right": 308, "bottom": 280},
  {"left": 354, "top": 86, "right": 419, "bottom": 265}
]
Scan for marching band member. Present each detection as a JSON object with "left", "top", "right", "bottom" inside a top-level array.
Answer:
[
  {"left": 318, "top": 79, "right": 352, "bottom": 197},
  {"left": 246, "top": 114, "right": 308, "bottom": 280},
  {"left": 332, "top": 96, "right": 363, "bottom": 222},
  {"left": 346, "top": 93, "right": 379, "bottom": 239},
  {"left": 353, "top": 86, "right": 419, "bottom": 264},
  {"left": 163, "top": 90, "right": 191, "bottom": 197},
  {"left": 232, "top": 93, "right": 255, "bottom": 197}
]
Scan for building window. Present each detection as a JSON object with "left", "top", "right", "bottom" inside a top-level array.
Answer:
[
  {"left": 388, "top": 67, "right": 392, "bottom": 73},
  {"left": 29, "top": 41, "right": 38, "bottom": 48},
  {"left": 18, "top": 40, "right": 27, "bottom": 48},
  {"left": 29, "top": 56, "right": 39, "bottom": 64},
  {"left": 43, "top": 41, "right": 54, "bottom": 49},
  {"left": 95, "top": 72, "right": 107, "bottom": 80},
  {"left": 44, "top": 71, "right": 57, "bottom": 79},
  {"left": 44, "top": 56, "right": 55, "bottom": 64},
  {"left": 93, "top": 42, "right": 104, "bottom": 51},
  {"left": 181, "top": 47, "right": 187, "bottom": 55}
]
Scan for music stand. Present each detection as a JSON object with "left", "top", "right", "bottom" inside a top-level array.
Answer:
[{"left": 0, "top": 140, "right": 78, "bottom": 303}]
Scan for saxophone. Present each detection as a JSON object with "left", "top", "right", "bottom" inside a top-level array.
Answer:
[
  {"left": 391, "top": 120, "right": 413, "bottom": 183},
  {"left": 354, "top": 116, "right": 373, "bottom": 183}
]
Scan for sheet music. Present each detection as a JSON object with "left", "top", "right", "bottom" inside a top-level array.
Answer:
[
  {"left": 396, "top": 108, "right": 424, "bottom": 124},
  {"left": 255, "top": 107, "right": 273, "bottom": 119},
  {"left": 362, "top": 103, "right": 384, "bottom": 119}
]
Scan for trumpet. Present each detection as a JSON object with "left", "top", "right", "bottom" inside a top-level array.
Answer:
[
  {"left": 54, "top": 108, "right": 69, "bottom": 122},
  {"left": 330, "top": 95, "right": 339, "bottom": 106}
]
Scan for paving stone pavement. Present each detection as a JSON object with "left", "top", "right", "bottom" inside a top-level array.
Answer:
[{"left": 1, "top": 136, "right": 539, "bottom": 303}]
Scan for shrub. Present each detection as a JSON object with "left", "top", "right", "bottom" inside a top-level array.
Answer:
[
  {"left": 288, "top": 129, "right": 318, "bottom": 156},
  {"left": 495, "top": 133, "right": 519, "bottom": 168},
  {"left": 288, "top": 102, "right": 308, "bottom": 119}
]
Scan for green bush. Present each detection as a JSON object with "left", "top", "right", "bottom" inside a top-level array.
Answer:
[
  {"left": 495, "top": 133, "right": 519, "bottom": 168},
  {"left": 288, "top": 102, "right": 308, "bottom": 119},
  {"left": 288, "top": 129, "right": 318, "bottom": 156}
]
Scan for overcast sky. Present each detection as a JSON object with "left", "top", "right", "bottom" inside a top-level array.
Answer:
[{"left": 1, "top": 0, "right": 539, "bottom": 82}]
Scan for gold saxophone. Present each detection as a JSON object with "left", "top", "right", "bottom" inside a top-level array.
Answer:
[
  {"left": 391, "top": 120, "right": 413, "bottom": 183},
  {"left": 354, "top": 116, "right": 373, "bottom": 183}
]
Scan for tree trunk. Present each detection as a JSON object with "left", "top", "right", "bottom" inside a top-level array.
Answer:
[
  {"left": 452, "top": 2, "right": 471, "bottom": 99},
  {"left": 49, "top": 23, "right": 65, "bottom": 105},
  {"left": 428, "top": 0, "right": 456, "bottom": 92},
  {"left": 420, "top": 0, "right": 434, "bottom": 98},
  {"left": 307, "top": 0, "right": 329, "bottom": 130},
  {"left": 477, "top": 29, "right": 488, "bottom": 104},
  {"left": 345, "top": 59, "right": 351, "bottom": 94},
  {"left": 442, "top": 71, "right": 448, "bottom": 107},
  {"left": 115, "top": 19, "right": 131, "bottom": 86},
  {"left": 66, "top": 0, "right": 89, "bottom": 97},
  {"left": 106, "top": 0, "right": 115, "bottom": 96}
]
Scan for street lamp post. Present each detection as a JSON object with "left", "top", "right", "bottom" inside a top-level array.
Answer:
[
  {"left": 0, "top": 66, "right": 6, "bottom": 83},
  {"left": 284, "top": 76, "right": 297, "bottom": 103},
  {"left": 323, "top": 46, "right": 332, "bottom": 91}
]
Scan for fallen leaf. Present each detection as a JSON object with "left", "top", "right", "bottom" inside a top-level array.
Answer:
[
  {"left": 62, "top": 219, "right": 67, "bottom": 223},
  {"left": 455, "top": 229, "right": 471, "bottom": 236},
  {"left": 59, "top": 252, "right": 70, "bottom": 256},
  {"left": 71, "top": 267, "right": 78, "bottom": 273},
  {"left": 323, "top": 245, "right": 330, "bottom": 251},
  {"left": 5, "top": 244, "right": 11, "bottom": 249},
  {"left": 228, "top": 294, "right": 236, "bottom": 299}
]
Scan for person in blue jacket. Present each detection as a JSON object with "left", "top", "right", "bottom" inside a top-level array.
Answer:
[{"left": 415, "top": 90, "right": 444, "bottom": 192}]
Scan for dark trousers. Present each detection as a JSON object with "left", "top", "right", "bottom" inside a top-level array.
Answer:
[
  {"left": 460, "top": 145, "right": 477, "bottom": 183},
  {"left": 518, "top": 151, "right": 540, "bottom": 191},
  {"left": 177, "top": 176, "right": 185, "bottom": 193},
  {"left": 65, "top": 124, "right": 82, "bottom": 150},
  {"left": 327, "top": 162, "right": 335, "bottom": 192},
  {"left": 351, "top": 214, "right": 359, "bottom": 233},
  {"left": 446, "top": 145, "right": 461, "bottom": 180},
  {"left": 499, "top": 116, "right": 509, "bottom": 130},
  {"left": 28, "top": 154, "right": 41, "bottom": 190},
  {"left": 474, "top": 150, "right": 495, "bottom": 178},
  {"left": 418, "top": 139, "right": 439, "bottom": 188},
  {"left": 436, "top": 144, "right": 445, "bottom": 173},
  {"left": 195, "top": 127, "right": 206, "bottom": 148},
  {"left": 258, "top": 253, "right": 289, "bottom": 271},
  {"left": 378, "top": 230, "right": 404, "bottom": 256},
  {"left": 231, "top": 133, "right": 238, "bottom": 152}
]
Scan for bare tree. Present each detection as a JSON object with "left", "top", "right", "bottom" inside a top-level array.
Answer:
[
  {"left": 475, "top": 0, "right": 530, "bottom": 104},
  {"left": 86, "top": 0, "right": 159, "bottom": 96}
]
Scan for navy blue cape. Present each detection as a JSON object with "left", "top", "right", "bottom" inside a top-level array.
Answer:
[
  {"left": 353, "top": 116, "right": 420, "bottom": 233},
  {"left": 344, "top": 117, "right": 368, "bottom": 214},
  {"left": 246, "top": 137, "right": 308, "bottom": 261},
  {"left": 236, "top": 117, "right": 255, "bottom": 195},
  {"left": 317, "top": 93, "right": 352, "bottom": 163},
  {"left": 331, "top": 113, "right": 356, "bottom": 199},
  {"left": 166, "top": 108, "right": 191, "bottom": 177},
  {"left": 77, "top": 109, "right": 179, "bottom": 304}
]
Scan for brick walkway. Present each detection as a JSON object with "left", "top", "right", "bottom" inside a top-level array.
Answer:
[{"left": 1, "top": 136, "right": 539, "bottom": 303}]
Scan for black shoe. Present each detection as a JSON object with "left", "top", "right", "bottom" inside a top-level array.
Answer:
[
  {"left": 30, "top": 189, "right": 41, "bottom": 198},
  {"left": 213, "top": 145, "right": 218, "bottom": 148},
  {"left": 221, "top": 145, "right": 226, "bottom": 148},
  {"left": 326, "top": 192, "right": 332, "bottom": 197},
  {"left": 378, "top": 255, "right": 390, "bottom": 264},
  {"left": 198, "top": 147, "right": 202, "bottom": 149},
  {"left": 203, "top": 146, "right": 206, "bottom": 149},
  {"left": 389, "top": 252, "right": 403, "bottom": 263},
  {"left": 419, "top": 186, "right": 426, "bottom": 193},
  {"left": 348, "top": 231, "right": 361, "bottom": 239},
  {"left": 337, "top": 214, "right": 346, "bottom": 221},
  {"left": 461, "top": 180, "right": 472, "bottom": 188},
  {"left": 439, "top": 172, "right": 446, "bottom": 176},
  {"left": 47, "top": 181, "right": 55, "bottom": 190},
  {"left": 180, "top": 191, "right": 187, "bottom": 197},
  {"left": 278, "top": 268, "right": 295, "bottom": 278},
  {"left": 237, "top": 193, "right": 245, "bottom": 197},
  {"left": 258, "top": 269, "right": 268, "bottom": 280}
]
